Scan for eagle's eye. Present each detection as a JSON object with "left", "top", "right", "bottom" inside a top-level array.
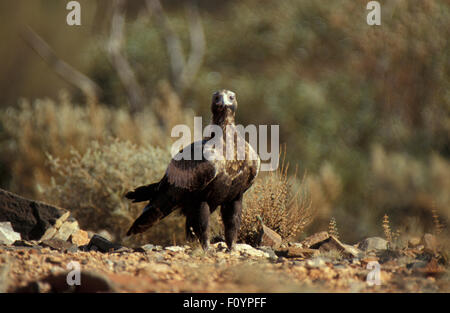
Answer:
[{"left": 229, "top": 95, "right": 235, "bottom": 101}]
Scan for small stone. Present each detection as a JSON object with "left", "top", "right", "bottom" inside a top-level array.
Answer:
[
  {"left": 40, "top": 238, "right": 77, "bottom": 252},
  {"left": 134, "top": 244, "right": 156, "bottom": 253},
  {"left": 233, "top": 244, "right": 270, "bottom": 258},
  {"left": 165, "top": 246, "right": 185, "bottom": 253},
  {"left": 86, "top": 234, "right": 122, "bottom": 253},
  {"left": 258, "top": 224, "right": 282, "bottom": 249},
  {"left": 422, "top": 234, "right": 438, "bottom": 254},
  {"left": 69, "top": 229, "right": 90, "bottom": 246},
  {"left": 13, "top": 240, "right": 39, "bottom": 248},
  {"left": 53, "top": 220, "right": 79, "bottom": 242},
  {"left": 97, "top": 230, "right": 113, "bottom": 242},
  {"left": 53, "top": 211, "right": 71, "bottom": 229},
  {"left": 113, "top": 247, "right": 132, "bottom": 253},
  {"left": 310, "top": 235, "right": 362, "bottom": 258},
  {"left": 301, "top": 231, "right": 330, "bottom": 248},
  {"left": 286, "top": 247, "right": 320, "bottom": 258},
  {"left": 257, "top": 246, "right": 277, "bottom": 260},
  {"left": 306, "top": 257, "right": 327, "bottom": 268},
  {"left": 408, "top": 237, "right": 421, "bottom": 247},
  {"left": 45, "top": 256, "right": 63, "bottom": 265},
  {"left": 357, "top": 237, "right": 388, "bottom": 252},
  {"left": 407, "top": 260, "right": 428, "bottom": 270},
  {"left": 0, "top": 222, "right": 21, "bottom": 245},
  {"left": 39, "top": 227, "right": 57, "bottom": 241}
]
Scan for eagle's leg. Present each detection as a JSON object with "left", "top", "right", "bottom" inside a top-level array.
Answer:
[
  {"left": 185, "top": 216, "right": 196, "bottom": 242},
  {"left": 185, "top": 201, "right": 211, "bottom": 251},
  {"left": 221, "top": 195, "right": 243, "bottom": 251}
]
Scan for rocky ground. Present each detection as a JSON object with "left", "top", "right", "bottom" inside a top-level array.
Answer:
[
  {"left": 1, "top": 235, "right": 449, "bottom": 293},
  {"left": 0, "top": 188, "right": 449, "bottom": 293}
]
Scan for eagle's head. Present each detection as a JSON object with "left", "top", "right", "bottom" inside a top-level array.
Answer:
[{"left": 211, "top": 89, "right": 237, "bottom": 115}]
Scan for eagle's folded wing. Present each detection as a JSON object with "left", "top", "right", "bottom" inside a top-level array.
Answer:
[{"left": 165, "top": 140, "right": 221, "bottom": 191}]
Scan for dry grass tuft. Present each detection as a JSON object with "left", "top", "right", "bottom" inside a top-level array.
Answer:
[
  {"left": 328, "top": 217, "right": 339, "bottom": 239},
  {"left": 239, "top": 154, "right": 314, "bottom": 246},
  {"left": 431, "top": 202, "right": 444, "bottom": 236},
  {"left": 382, "top": 214, "right": 393, "bottom": 244}
]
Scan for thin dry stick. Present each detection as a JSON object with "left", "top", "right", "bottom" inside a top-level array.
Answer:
[
  {"left": 21, "top": 25, "right": 101, "bottom": 106},
  {"left": 146, "top": 0, "right": 205, "bottom": 94},
  {"left": 108, "top": 0, "right": 145, "bottom": 114}
]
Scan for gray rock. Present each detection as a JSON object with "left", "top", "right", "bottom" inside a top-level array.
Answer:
[
  {"left": 0, "top": 188, "right": 70, "bottom": 241},
  {"left": 165, "top": 246, "right": 185, "bottom": 252},
  {"left": 0, "top": 221, "right": 21, "bottom": 245},
  {"left": 306, "top": 257, "right": 327, "bottom": 268},
  {"left": 233, "top": 243, "right": 270, "bottom": 258},
  {"left": 422, "top": 233, "right": 438, "bottom": 254},
  {"left": 408, "top": 237, "right": 421, "bottom": 247},
  {"left": 40, "top": 238, "right": 77, "bottom": 252},
  {"left": 342, "top": 243, "right": 362, "bottom": 257},
  {"left": 97, "top": 230, "right": 113, "bottom": 242},
  {"left": 358, "top": 237, "right": 388, "bottom": 252},
  {"left": 407, "top": 260, "right": 428, "bottom": 270},
  {"left": 53, "top": 220, "right": 79, "bottom": 241},
  {"left": 285, "top": 247, "right": 320, "bottom": 258},
  {"left": 258, "top": 224, "right": 282, "bottom": 249},
  {"left": 13, "top": 240, "right": 40, "bottom": 248},
  {"left": 310, "top": 235, "right": 362, "bottom": 258},
  {"left": 85, "top": 234, "right": 122, "bottom": 253},
  {"left": 134, "top": 244, "right": 163, "bottom": 253},
  {"left": 257, "top": 246, "right": 277, "bottom": 260},
  {"left": 301, "top": 231, "right": 330, "bottom": 248},
  {"left": 53, "top": 211, "right": 71, "bottom": 229},
  {"left": 39, "top": 227, "right": 58, "bottom": 241}
]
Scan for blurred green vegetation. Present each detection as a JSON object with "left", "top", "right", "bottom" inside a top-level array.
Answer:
[{"left": 0, "top": 0, "right": 448, "bottom": 243}]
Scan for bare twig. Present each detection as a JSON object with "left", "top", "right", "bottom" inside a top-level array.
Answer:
[
  {"left": 108, "top": 0, "right": 145, "bottom": 114},
  {"left": 180, "top": 3, "right": 206, "bottom": 91},
  {"left": 146, "top": 0, "right": 205, "bottom": 94},
  {"left": 21, "top": 25, "right": 101, "bottom": 106}
]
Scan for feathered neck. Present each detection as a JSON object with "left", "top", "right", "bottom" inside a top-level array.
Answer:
[{"left": 212, "top": 109, "right": 235, "bottom": 129}]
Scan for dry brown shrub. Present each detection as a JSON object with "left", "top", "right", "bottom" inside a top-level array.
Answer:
[
  {"left": 240, "top": 156, "right": 314, "bottom": 245},
  {"left": 0, "top": 85, "right": 193, "bottom": 199},
  {"left": 43, "top": 138, "right": 188, "bottom": 246}
]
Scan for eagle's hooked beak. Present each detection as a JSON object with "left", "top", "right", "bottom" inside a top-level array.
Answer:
[{"left": 214, "top": 94, "right": 225, "bottom": 107}]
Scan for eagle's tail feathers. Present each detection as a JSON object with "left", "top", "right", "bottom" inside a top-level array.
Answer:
[
  {"left": 126, "top": 204, "right": 174, "bottom": 236},
  {"left": 125, "top": 183, "right": 158, "bottom": 203}
]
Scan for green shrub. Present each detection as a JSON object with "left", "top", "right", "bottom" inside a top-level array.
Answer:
[{"left": 43, "top": 139, "right": 188, "bottom": 245}]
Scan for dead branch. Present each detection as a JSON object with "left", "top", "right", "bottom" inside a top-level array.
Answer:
[
  {"left": 108, "top": 0, "right": 145, "bottom": 114},
  {"left": 21, "top": 25, "right": 101, "bottom": 106},
  {"left": 146, "top": 0, "right": 205, "bottom": 94},
  {"left": 179, "top": 3, "right": 206, "bottom": 91}
]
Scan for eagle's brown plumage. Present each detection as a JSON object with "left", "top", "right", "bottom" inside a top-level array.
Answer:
[{"left": 125, "top": 90, "right": 260, "bottom": 250}]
